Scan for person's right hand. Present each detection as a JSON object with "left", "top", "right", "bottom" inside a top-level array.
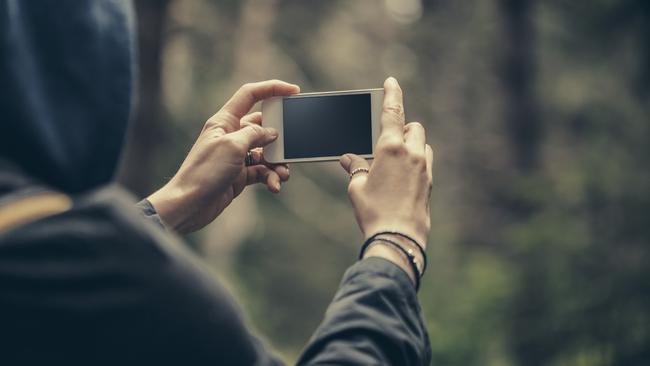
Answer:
[
  {"left": 340, "top": 77, "right": 433, "bottom": 275},
  {"left": 147, "top": 80, "right": 299, "bottom": 234}
]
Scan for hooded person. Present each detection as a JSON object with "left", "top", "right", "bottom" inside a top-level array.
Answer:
[{"left": 0, "top": 1, "right": 432, "bottom": 365}]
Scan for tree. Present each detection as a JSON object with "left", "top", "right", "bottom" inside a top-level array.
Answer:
[{"left": 118, "top": 0, "right": 171, "bottom": 196}]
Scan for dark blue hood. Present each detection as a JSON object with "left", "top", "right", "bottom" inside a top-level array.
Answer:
[{"left": 0, "top": 0, "right": 136, "bottom": 193}]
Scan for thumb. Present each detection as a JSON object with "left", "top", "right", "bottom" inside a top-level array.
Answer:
[
  {"left": 339, "top": 153, "right": 370, "bottom": 175},
  {"left": 229, "top": 124, "right": 279, "bottom": 150}
]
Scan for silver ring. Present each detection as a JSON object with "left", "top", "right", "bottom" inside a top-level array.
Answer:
[
  {"left": 349, "top": 167, "right": 369, "bottom": 179},
  {"left": 245, "top": 150, "right": 254, "bottom": 166}
]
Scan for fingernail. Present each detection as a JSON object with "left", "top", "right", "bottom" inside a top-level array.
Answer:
[
  {"left": 275, "top": 182, "right": 281, "bottom": 191},
  {"left": 387, "top": 76, "right": 398, "bottom": 85},
  {"left": 340, "top": 154, "right": 351, "bottom": 166}
]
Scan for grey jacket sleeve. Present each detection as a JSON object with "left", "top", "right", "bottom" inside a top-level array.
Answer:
[
  {"left": 297, "top": 257, "right": 432, "bottom": 365},
  {"left": 135, "top": 198, "right": 166, "bottom": 229},
  {"left": 134, "top": 197, "right": 431, "bottom": 365}
]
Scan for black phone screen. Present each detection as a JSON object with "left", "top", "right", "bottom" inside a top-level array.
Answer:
[{"left": 283, "top": 93, "right": 372, "bottom": 159}]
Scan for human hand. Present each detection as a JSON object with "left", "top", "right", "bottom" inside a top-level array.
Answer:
[
  {"left": 340, "top": 77, "right": 433, "bottom": 279},
  {"left": 147, "top": 80, "right": 300, "bottom": 233}
]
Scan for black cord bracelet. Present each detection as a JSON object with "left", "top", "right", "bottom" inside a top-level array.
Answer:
[
  {"left": 362, "top": 231, "right": 428, "bottom": 276},
  {"left": 360, "top": 233, "right": 426, "bottom": 291},
  {"left": 363, "top": 237, "right": 421, "bottom": 291}
]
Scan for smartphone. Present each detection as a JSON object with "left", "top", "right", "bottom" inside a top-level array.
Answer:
[{"left": 262, "top": 88, "right": 383, "bottom": 163}]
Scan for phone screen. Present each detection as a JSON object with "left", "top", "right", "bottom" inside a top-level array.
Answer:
[{"left": 283, "top": 93, "right": 372, "bottom": 159}]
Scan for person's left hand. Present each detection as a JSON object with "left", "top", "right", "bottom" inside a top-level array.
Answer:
[{"left": 147, "top": 80, "right": 300, "bottom": 233}]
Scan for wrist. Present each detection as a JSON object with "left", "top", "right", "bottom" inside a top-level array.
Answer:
[
  {"left": 373, "top": 233, "right": 426, "bottom": 275},
  {"left": 363, "top": 226, "right": 428, "bottom": 250},
  {"left": 360, "top": 230, "right": 428, "bottom": 290},
  {"left": 362, "top": 243, "right": 417, "bottom": 285},
  {"left": 147, "top": 181, "right": 195, "bottom": 233}
]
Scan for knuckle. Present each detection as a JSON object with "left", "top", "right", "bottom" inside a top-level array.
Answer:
[
  {"left": 347, "top": 175, "right": 366, "bottom": 193},
  {"left": 247, "top": 123, "right": 264, "bottom": 135},
  {"left": 203, "top": 121, "right": 227, "bottom": 136},
  {"left": 380, "top": 139, "right": 406, "bottom": 156},
  {"left": 347, "top": 183, "right": 361, "bottom": 198},
  {"left": 240, "top": 83, "right": 254, "bottom": 94},
  {"left": 409, "top": 153, "right": 426, "bottom": 168},
  {"left": 383, "top": 104, "right": 404, "bottom": 119},
  {"left": 204, "top": 116, "right": 220, "bottom": 129},
  {"left": 407, "top": 121, "right": 424, "bottom": 131},
  {"left": 347, "top": 184, "right": 366, "bottom": 200}
]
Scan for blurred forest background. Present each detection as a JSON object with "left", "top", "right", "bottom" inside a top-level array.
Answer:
[{"left": 117, "top": 0, "right": 650, "bottom": 365}]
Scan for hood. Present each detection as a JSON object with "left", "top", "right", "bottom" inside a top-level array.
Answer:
[{"left": 0, "top": 0, "right": 136, "bottom": 193}]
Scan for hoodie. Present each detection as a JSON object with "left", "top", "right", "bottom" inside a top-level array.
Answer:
[{"left": 0, "top": 1, "right": 431, "bottom": 365}]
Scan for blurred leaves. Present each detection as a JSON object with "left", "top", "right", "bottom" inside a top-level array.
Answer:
[{"left": 122, "top": 0, "right": 650, "bottom": 364}]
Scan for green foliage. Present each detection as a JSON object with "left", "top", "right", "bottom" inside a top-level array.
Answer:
[{"left": 126, "top": 0, "right": 650, "bottom": 364}]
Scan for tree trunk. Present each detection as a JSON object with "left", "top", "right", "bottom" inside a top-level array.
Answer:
[
  {"left": 501, "top": 0, "right": 540, "bottom": 173},
  {"left": 117, "top": 0, "right": 171, "bottom": 196},
  {"left": 499, "top": 1, "right": 548, "bottom": 366}
]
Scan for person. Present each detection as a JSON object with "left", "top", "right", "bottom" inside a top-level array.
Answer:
[{"left": 0, "top": 1, "right": 433, "bottom": 365}]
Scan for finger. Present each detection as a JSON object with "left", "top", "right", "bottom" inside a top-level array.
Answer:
[
  {"left": 404, "top": 122, "right": 426, "bottom": 154},
  {"left": 425, "top": 144, "right": 434, "bottom": 185},
  {"left": 221, "top": 80, "right": 300, "bottom": 121},
  {"left": 205, "top": 81, "right": 298, "bottom": 135},
  {"left": 244, "top": 149, "right": 289, "bottom": 184},
  {"left": 273, "top": 164, "right": 290, "bottom": 182},
  {"left": 379, "top": 77, "right": 405, "bottom": 141},
  {"left": 266, "top": 170, "right": 282, "bottom": 193},
  {"left": 245, "top": 148, "right": 264, "bottom": 166},
  {"left": 425, "top": 144, "right": 434, "bottom": 209},
  {"left": 340, "top": 153, "right": 370, "bottom": 181},
  {"left": 229, "top": 124, "right": 279, "bottom": 151},
  {"left": 241, "top": 111, "right": 263, "bottom": 127},
  {"left": 246, "top": 165, "right": 282, "bottom": 193},
  {"left": 243, "top": 148, "right": 287, "bottom": 178}
]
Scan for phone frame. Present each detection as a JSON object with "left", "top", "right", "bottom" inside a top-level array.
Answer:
[{"left": 262, "top": 88, "right": 383, "bottom": 163}]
